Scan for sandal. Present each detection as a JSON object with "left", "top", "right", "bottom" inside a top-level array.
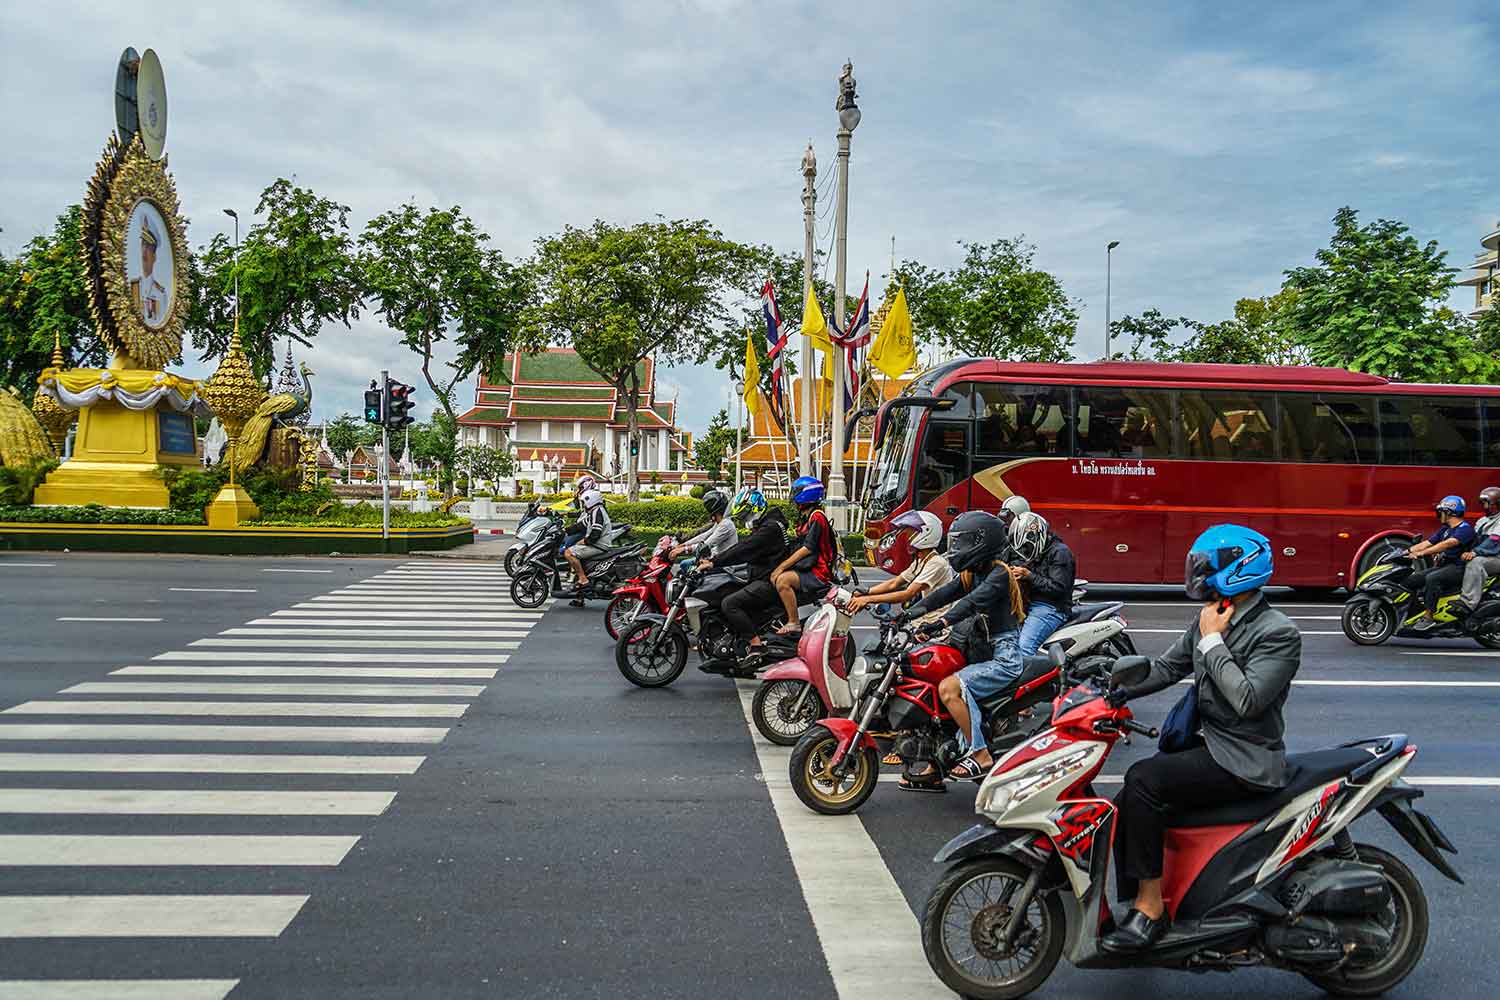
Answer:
[
  {"left": 947, "top": 755, "right": 991, "bottom": 782},
  {"left": 898, "top": 775, "right": 946, "bottom": 793},
  {"left": 882, "top": 751, "right": 903, "bottom": 766}
]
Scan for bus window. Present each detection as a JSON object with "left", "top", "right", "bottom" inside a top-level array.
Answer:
[
  {"left": 1277, "top": 393, "right": 1377, "bottom": 464},
  {"left": 974, "top": 383, "right": 1071, "bottom": 457},
  {"left": 1177, "top": 390, "right": 1277, "bottom": 461},
  {"left": 1074, "top": 387, "right": 1173, "bottom": 459},
  {"left": 1487, "top": 400, "right": 1500, "bottom": 466},
  {"left": 1380, "top": 397, "right": 1482, "bottom": 466},
  {"left": 917, "top": 419, "right": 971, "bottom": 511}
]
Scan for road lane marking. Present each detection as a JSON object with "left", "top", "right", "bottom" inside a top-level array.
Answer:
[
  {"left": 0, "top": 895, "right": 307, "bottom": 937},
  {"left": 63, "top": 681, "right": 484, "bottom": 697},
  {"left": 0, "top": 835, "right": 358, "bottom": 866},
  {"left": 222, "top": 627, "right": 531, "bottom": 638},
  {"left": 0, "top": 723, "right": 448, "bottom": 743},
  {"left": 1293, "top": 679, "right": 1500, "bottom": 686},
  {"left": 869, "top": 774, "right": 1500, "bottom": 787},
  {"left": 0, "top": 980, "right": 238, "bottom": 998},
  {"left": 1402, "top": 651, "right": 1500, "bottom": 658},
  {"left": 306, "top": 599, "right": 533, "bottom": 609},
  {"left": 113, "top": 666, "right": 497, "bottom": 679},
  {"left": 733, "top": 682, "right": 948, "bottom": 998},
  {"left": 187, "top": 638, "right": 521, "bottom": 650},
  {"left": 1131, "top": 628, "right": 1343, "bottom": 636},
  {"left": 170, "top": 587, "right": 258, "bottom": 594},
  {"left": 55, "top": 617, "right": 163, "bottom": 623},
  {"left": 271, "top": 610, "right": 544, "bottom": 620},
  {"left": 3, "top": 562, "right": 56, "bottom": 568},
  {"left": 0, "top": 753, "right": 425, "bottom": 774},
  {"left": 0, "top": 789, "right": 398, "bottom": 815},
  {"left": 331, "top": 590, "right": 520, "bottom": 598},
  {"left": 262, "top": 568, "right": 334, "bottom": 574},
  {"left": 151, "top": 651, "right": 508, "bottom": 664},
  {"left": 5, "top": 701, "right": 468, "bottom": 718}
]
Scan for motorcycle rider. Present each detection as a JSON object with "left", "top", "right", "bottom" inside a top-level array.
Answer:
[
  {"left": 998, "top": 494, "right": 1030, "bottom": 528},
  {"left": 669, "top": 488, "right": 736, "bottom": 562},
  {"left": 560, "top": 487, "right": 611, "bottom": 597},
  {"left": 703, "top": 488, "right": 791, "bottom": 648},
  {"left": 1008, "top": 512, "right": 1076, "bottom": 656},
  {"left": 847, "top": 511, "right": 953, "bottom": 622},
  {"left": 769, "top": 476, "right": 838, "bottom": 637},
  {"left": 1102, "top": 524, "right": 1301, "bottom": 953},
  {"left": 560, "top": 474, "right": 599, "bottom": 552},
  {"left": 1455, "top": 486, "right": 1500, "bottom": 616},
  {"left": 904, "top": 511, "right": 1026, "bottom": 786},
  {"left": 1406, "top": 495, "right": 1475, "bottom": 630}
]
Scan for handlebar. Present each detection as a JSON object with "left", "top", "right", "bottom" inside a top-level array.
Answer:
[{"left": 1120, "top": 718, "right": 1158, "bottom": 739}]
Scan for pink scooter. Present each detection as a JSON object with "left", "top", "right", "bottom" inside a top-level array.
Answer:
[{"left": 750, "top": 587, "right": 858, "bottom": 745}]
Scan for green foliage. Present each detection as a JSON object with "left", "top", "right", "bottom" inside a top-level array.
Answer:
[
  {"left": 893, "top": 238, "right": 1078, "bottom": 364},
  {"left": 0, "top": 206, "right": 107, "bottom": 399},
  {"left": 604, "top": 496, "right": 797, "bottom": 530},
  {"left": 159, "top": 465, "right": 337, "bottom": 521},
  {"left": 249, "top": 503, "right": 465, "bottom": 528},
  {"left": 324, "top": 413, "right": 361, "bottom": 465},
  {"left": 455, "top": 443, "right": 515, "bottom": 483},
  {"left": 0, "top": 458, "right": 59, "bottom": 505},
  {"left": 688, "top": 484, "right": 707, "bottom": 499},
  {"left": 692, "top": 408, "right": 735, "bottom": 481},
  {"left": 0, "top": 504, "right": 199, "bottom": 524},
  {"left": 1111, "top": 292, "right": 1308, "bottom": 365}
]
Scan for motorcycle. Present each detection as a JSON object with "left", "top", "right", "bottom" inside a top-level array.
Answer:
[
  {"left": 1341, "top": 550, "right": 1500, "bottom": 648},
  {"left": 753, "top": 592, "right": 1134, "bottom": 749},
  {"left": 509, "top": 516, "right": 643, "bottom": 610},
  {"left": 604, "top": 535, "right": 678, "bottom": 641},
  {"left": 919, "top": 651, "right": 1461, "bottom": 999},
  {"left": 503, "top": 497, "right": 574, "bottom": 576},
  {"left": 614, "top": 564, "right": 799, "bottom": 688}
]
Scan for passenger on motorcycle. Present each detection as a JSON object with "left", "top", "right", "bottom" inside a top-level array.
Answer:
[
  {"left": 847, "top": 511, "right": 953, "bottom": 623},
  {"left": 560, "top": 488, "right": 611, "bottom": 594},
  {"left": 669, "top": 488, "right": 736, "bottom": 562},
  {"left": 560, "top": 474, "right": 599, "bottom": 551},
  {"left": 1456, "top": 486, "right": 1500, "bottom": 616},
  {"left": 769, "top": 476, "right": 838, "bottom": 637},
  {"left": 1008, "top": 512, "right": 1077, "bottom": 656},
  {"left": 904, "top": 510, "right": 1026, "bottom": 785},
  {"left": 1407, "top": 495, "right": 1475, "bottom": 630},
  {"left": 703, "top": 489, "right": 791, "bottom": 648},
  {"left": 1102, "top": 524, "right": 1301, "bottom": 953}
]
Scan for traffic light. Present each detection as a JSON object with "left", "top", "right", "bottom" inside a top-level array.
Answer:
[
  {"left": 385, "top": 378, "right": 415, "bottom": 431},
  {"left": 629, "top": 434, "right": 639, "bottom": 457},
  {"left": 363, "top": 380, "right": 384, "bottom": 424}
]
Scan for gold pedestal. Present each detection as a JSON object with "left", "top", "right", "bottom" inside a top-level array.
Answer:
[
  {"left": 33, "top": 395, "right": 199, "bottom": 508},
  {"left": 205, "top": 483, "right": 260, "bottom": 528}
]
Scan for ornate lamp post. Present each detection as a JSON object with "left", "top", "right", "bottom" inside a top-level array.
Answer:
[
  {"left": 200, "top": 216, "right": 265, "bottom": 528},
  {"left": 828, "top": 60, "right": 861, "bottom": 529},
  {"left": 31, "top": 333, "right": 77, "bottom": 455}
]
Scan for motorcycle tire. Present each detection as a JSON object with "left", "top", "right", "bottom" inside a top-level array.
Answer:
[
  {"left": 751, "top": 680, "right": 826, "bottom": 746},
  {"left": 787, "top": 728, "right": 878, "bottom": 815},
  {"left": 615, "top": 620, "right": 688, "bottom": 688},
  {"left": 1299, "top": 843, "right": 1428, "bottom": 998},
  {"left": 604, "top": 594, "right": 643, "bottom": 641},
  {"left": 921, "top": 856, "right": 1065, "bottom": 1000},
  {"left": 510, "top": 569, "right": 551, "bottom": 610},
  {"left": 504, "top": 548, "right": 521, "bottom": 577},
  {"left": 1342, "top": 599, "right": 1397, "bottom": 646}
]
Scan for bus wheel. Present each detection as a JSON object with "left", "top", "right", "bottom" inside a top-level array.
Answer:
[
  {"left": 1343, "top": 599, "right": 1397, "bottom": 646},
  {"left": 1355, "top": 536, "right": 1416, "bottom": 584}
]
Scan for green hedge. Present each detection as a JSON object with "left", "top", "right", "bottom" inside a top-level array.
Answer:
[
  {"left": 0, "top": 504, "right": 200, "bottom": 525},
  {"left": 251, "top": 502, "right": 465, "bottom": 528},
  {"left": 603, "top": 497, "right": 798, "bottom": 530},
  {"left": 160, "top": 466, "right": 339, "bottom": 520}
]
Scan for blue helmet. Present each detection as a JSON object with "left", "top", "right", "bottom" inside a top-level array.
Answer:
[
  {"left": 1436, "top": 495, "right": 1466, "bottom": 519},
  {"left": 790, "top": 475, "right": 825, "bottom": 506},
  {"left": 1184, "top": 524, "right": 1273, "bottom": 600}
]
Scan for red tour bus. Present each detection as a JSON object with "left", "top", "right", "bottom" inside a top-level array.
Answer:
[{"left": 860, "top": 359, "right": 1500, "bottom": 588}]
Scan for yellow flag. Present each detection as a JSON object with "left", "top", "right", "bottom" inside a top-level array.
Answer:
[
  {"left": 869, "top": 286, "right": 916, "bottom": 378},
  {"left": 743, "top": 329, "right": 762, "bottom": 419},
  {"left": 800, "top": 286, "right": 835, "bottom": 390}
]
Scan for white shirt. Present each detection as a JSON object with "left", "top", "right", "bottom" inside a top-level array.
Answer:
[
  {"left": 898, "top": 553, "right": 956, "bottom": 625},
  {"left": 688, "top": 518, "right": 739, "bottom": 560},
  {"left": 1477, "top": 513, "right": 1500, "bottom": 538}
]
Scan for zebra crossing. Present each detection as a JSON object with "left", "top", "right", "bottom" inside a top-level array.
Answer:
[{"left": 0, "top": 559, "right": 541, "bottom": 999}]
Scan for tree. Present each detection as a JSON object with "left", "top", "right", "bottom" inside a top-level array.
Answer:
[
  {"left": 188, "top": 179, "right": 363, "bottom": 374},
  {"left": 893, "top": 238, "right": 1077, "bottom": 364},
  {"left": 359, "top": 204, "right": 530, "bottom": 427},
  {"left": 1280, "top": 207, "right": 1456, "bottom": 381},
  {"left": 456, "top": 443, "right": 515, "bottom": 488},
  {"left": 324, "top": 413, "right": 361, "bottom": 466},
  {"left": 691, "top": 408, "right": 736, "bottom": 480},
  {"left": 410, "top": 408, "right": 459, "bottom": 490},
  {"left": 1110, "top": 292, "right": 1309, "bottom": 365},
  {"left": 522, "top": 218, "right": 760, "bottom": 500}
]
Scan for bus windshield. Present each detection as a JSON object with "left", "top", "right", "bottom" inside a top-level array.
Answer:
[{"left": 869, "top": 405, "right": 921, "bottom": 518}]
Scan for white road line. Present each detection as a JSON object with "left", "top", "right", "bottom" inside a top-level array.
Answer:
[
  {"left": 733, "top": 682, "right": 948, "bottom": 998},
  {"left": 331, "top": 591, "right": 520, "bottom": 598},
  {"left": 0, "top": 980, "right": 239, "bottom": 999},
  {"left": 112, "top": 666, "right": 497, "bottom": 679},
  {"left": 306, "top": 599, "right": 533, "bottom": 609},
  {"left": 170, "top": 588, "right": 258, "bottom": 594},
  {"left": 1131, "top": 628, "right": 1344, "bottom": 636},
  {"left": 188, "top": 638, "right": 520, "bottom": 650},
  {"left": 1402, "top": 650, "right": 1500, "bottom": 658},
  {"left": 262, "top": 568, "right": 334, "bottom": 574},
  {"left": 64, "top": 681, "right": 483, "bottom": 697},
  {"left": 873, "top": 773, "right": 1500, "bottom": 788},
  {"left": 0, "top": 753, "right": 425, "bottom": 774},
  {"left": 55, "top": 618, "right": 162, "bottom": 623},
  {"left": 221, "top": 628, "right": 531, "bottom": 639},
  {"left": 0, "top": 723, "right": 448, "bottom": 743},
  {"left": 0, "top": 894, "right": 306, "bottom": 938},
  {"left": 3, "top": 562, "right": 56, "bottom": 568},
  {"left": 0, "top": 789, "right": 398, "bottom": 816},
  {"left": 1120, "top": 601, "right": 1347, "bottom": 609},
  {"left": 151, "top": 651, "right": 508, "bottom": 664},
  {"left": 1293, "top": 679, "right": 1500, "bottom": 687},
  {"left": 0, "top": 835, "right": 358, "bottom": 866},
  {"left": 271, "top": 610, "right": 544, "bottom": 621},
  {"left": 5, "top": 701, "right": 468, "bottom": 718}
]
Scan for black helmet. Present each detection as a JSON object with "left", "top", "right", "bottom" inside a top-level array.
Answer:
[
  {"left": 1481, "top": 487, "right": 1500, "bottom": 514},
  {"left": 702, "top": 488, "right": 729, "bottom": 517},
  {"left": 945, "top": 510, "right": 1007, "bottom": 573}
]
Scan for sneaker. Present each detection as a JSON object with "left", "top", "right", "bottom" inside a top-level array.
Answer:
[{"left": 1410, "top": 615, "right": 1439, "bottom": 631}]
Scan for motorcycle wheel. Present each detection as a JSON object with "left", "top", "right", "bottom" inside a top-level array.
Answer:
[
  {"left": 1300, "top": 844, "right": 1428, "bottom": 997},
  {"left": 1342, "top": 599, "right": 1397, "bottom": 646},
  {"left": 615, "top": 620, "right": 688, "bottom": 688},
  {"left": 921, "top": 856, "right": 1064, "bottom": 1000},
  {"left": 787, "top": 728, "right": 878, "bottom": 815},
  {"left": 604, "top": 594, "right": 642, "bottom": 641},
  {"left": 752, "top": 680, "right": 826, "bottom": 746},
  {"left": 504, "top": 548, "right": 521, "bottom": 577},
  {"left": 510, "top": 569, "right": 551, "bottom": 610}
]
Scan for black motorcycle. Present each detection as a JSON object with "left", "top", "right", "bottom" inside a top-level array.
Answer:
[
  {"left": 509, "top": 517, "right": 643, "bottom": 610},
  {"left": 1341, "top": 550, "right": 1500, "bottom": 648}
]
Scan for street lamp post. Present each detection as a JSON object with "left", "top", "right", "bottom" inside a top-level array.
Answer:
[
  {"left": 732, "top": 378, "right": 744, "bottom": 490},
  {"left": 1105, "top": 240, "right": 1120, "bottom": 360},
  {"left": 828, "top": 60, "right": 860, "bottom": 529},
  {"left": 222, "top": 208, "right": 240, "bottom": 334},
  {"left": 799, "top": 143, "right": 817, "bottom": 478}
]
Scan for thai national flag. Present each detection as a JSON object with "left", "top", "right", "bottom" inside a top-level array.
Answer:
[
  {"left": 760, "top": 280, "right": 787, "bottom": 424},
  {"left": 840, "top": 277, "right": 871, "bottom": 410}
]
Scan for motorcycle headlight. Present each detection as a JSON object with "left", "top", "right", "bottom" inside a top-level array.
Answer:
[
  {"left": 847, "top": 655, "right": 876, "bottom": 699},
  {"left": 975, "top": 747, "right": 1096, "bottom": 816}
]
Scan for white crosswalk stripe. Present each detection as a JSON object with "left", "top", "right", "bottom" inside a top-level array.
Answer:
[{"left": 0, "top": 560, "right": 545, "bottom": 993}]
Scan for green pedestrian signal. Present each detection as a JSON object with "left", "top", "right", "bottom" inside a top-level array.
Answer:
[
  {"left": 629, "top": 435, "right": 639, "bottom": 457},
  {"left": 363, "top": 381, "right": 384, "bottom": 424}
]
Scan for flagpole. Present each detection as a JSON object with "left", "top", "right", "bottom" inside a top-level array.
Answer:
[
  {"left": 800, "top": 144, "right": 817, "bottom": 478},
  {"left": 733, "top": 380, "right": 743, "bottom": 491}
]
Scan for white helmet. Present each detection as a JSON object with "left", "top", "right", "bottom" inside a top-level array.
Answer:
[
  {"left": 575, "top": 474, "right": 598, "bottom": 495},
  {"left": 1009, "top": 511, "right": 1050, "bottom": 563},
  {"left": 1000, "top": 495, "right": 1030, "bottom": 525},
  {"left": 893, "top": 509, "right": 944, "bottom": 551},
  {"left": 580, "top": 488, "right": 605, "bottom": 511}
]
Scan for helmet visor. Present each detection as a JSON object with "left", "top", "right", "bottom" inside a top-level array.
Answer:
[{"left": 1185, "top": 546, "right": 1242, "bottom": 601}]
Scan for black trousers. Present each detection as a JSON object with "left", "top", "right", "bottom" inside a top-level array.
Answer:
[
  {"left": 1413, "top": 563, "right": 1464, "bottom": 613},
  {"left": 1113, "top": 747, "right": 1252, "bottom": 898},
  {"left": 722, "top": 579, "right": 780, "bottom": 637}
]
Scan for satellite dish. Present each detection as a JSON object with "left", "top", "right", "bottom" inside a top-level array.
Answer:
[
  {"left": 113, "top": 47, "right": 140, "bottom": 145},
  {"left": 136, "top": 48, "right": 168, "bottom": 159}
]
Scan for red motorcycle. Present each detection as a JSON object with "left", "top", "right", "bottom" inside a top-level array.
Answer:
[
  {"left": 605, "top": 535, "right": 677, "bottom": 640},
  {"left": 920, "top": 651, "right": 1461, "bottom": 999}
]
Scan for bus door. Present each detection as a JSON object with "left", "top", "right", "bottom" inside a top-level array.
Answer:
[{"left": 915, "top": 417, "right": 972, "bottom": 524}]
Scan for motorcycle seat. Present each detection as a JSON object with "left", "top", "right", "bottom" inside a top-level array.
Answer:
[
  {"left": 1063, "top": 602, "right": 1123, "bottom": 626},
  {"left": 976, "top": 655, "right": 1059, "bottom": 714},
  {"left": 1164, "top": 746, "right": 1378, "bottom": 828}
]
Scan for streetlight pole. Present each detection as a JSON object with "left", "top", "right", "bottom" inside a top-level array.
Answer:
[
  {"left": 732, "top": 378, "right": 744, "bottom": 491},
  {"left": 1105, "top": 240, "right": 1120, "bottom": 360},
  {"left": 829, "top": 60, "right": 860, "bottom": 529},
  {"left": 800, "top": 143, "right": 817, "bottom": 479},
  {"left": 222, "top": 208, "right": 240, "bottom": 331}
]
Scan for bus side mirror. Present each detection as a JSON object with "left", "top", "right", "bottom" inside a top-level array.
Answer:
[{"left": 844, "top": 407, "right": 878, "bottom": 447}]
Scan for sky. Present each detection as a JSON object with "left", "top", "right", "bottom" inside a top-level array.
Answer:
[{"left": 3, "top": 1, "right": 1498, "bottom": 435}]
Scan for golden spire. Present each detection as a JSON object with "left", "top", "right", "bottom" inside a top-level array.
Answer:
[{"left": 49, "top": 331, "right": 64, "bottom": 368}]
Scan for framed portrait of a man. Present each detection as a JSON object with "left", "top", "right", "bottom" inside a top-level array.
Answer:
[{"left": 126, "top": 200, "right": 175, "bottom": 329}]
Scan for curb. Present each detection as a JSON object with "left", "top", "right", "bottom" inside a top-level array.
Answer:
[{"left": 473, "top": 527, "right": 506, "bottom": 536}]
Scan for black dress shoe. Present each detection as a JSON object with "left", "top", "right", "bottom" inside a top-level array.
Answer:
[{"left": 1099, "top": 908, "right": 1169, "bottom": 954}]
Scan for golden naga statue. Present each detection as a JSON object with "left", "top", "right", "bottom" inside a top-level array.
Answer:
[
  {"left": 0, "top": 388, "right": 56, "bottom": 467},
  {"left": 225, "top": 362, "right": 314, "bottom": 474}
]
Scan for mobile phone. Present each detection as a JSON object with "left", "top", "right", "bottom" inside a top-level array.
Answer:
[{"left": 1218, "top": 598, "right": 1233, "bottom": 614}]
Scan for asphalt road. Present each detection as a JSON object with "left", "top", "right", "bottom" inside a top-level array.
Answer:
[{"left": 0, "top": 552, "right": 1493, "bottom": 999}]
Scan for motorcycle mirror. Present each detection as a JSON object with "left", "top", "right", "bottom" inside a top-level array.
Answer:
[
  {"left": 1048, "top": 643, "right": 1067, "bottom": 669},
  {"left": 1110, "top": 655, "right": 1151, "bottom": 689}
]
